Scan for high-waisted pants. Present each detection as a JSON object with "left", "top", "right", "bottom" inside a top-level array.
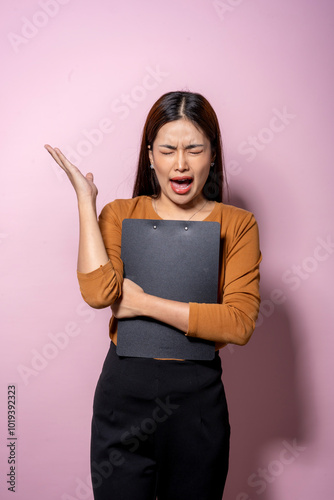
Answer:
[{"left": 91, "top": 341, "right": 230, "bottom": 500}]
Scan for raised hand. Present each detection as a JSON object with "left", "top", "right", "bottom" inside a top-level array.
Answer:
[{"left": 44, "top": 144, "right": 98, "bottom": 203}]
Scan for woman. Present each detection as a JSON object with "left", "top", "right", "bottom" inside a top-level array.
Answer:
[{"left": 45, "top": 91, "right": 262, "bottom": 500}]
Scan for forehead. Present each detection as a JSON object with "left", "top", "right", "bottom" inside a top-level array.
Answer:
[{"left": 154, "top": 119, "right": 208, "bottom": 144}]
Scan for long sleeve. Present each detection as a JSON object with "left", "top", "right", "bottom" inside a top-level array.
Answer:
[
  {"left": 76, "top": 203, "right": 124, "bottom": 308},
  {"left": 75, "top": 196, "right": 262, "bottom": 349},
  {"left": 186, "top": 209, "right": 262, "bottom": 346}
]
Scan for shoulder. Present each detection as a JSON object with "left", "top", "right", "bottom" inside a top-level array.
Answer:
[
  {"left": 212, "top": 202, "right": 260, "bottom": 243},
  {"left": 214, "top": 202, "right": 257, "bottom": 224},
  {"left": 101, "top": 196, "right": 146, "bottom": 214},
  {"left": 98, "top": 196, "right": 150, "bottom": 221}
]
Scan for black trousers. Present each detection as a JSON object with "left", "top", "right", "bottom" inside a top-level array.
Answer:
[{"left": 91, "top": 341, "right": 230, "bottom": 500}]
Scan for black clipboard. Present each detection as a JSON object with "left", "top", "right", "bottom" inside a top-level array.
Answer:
[{"left": 116, "top": 219, "right": 221, "bottom": 360}]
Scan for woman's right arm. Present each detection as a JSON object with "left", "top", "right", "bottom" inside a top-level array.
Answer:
[
  {"left": 77, "top": 198, "right": 109, "bottom": 273},
  {"left": 45, "top": 145, "right": 122, "bottom": 307}
]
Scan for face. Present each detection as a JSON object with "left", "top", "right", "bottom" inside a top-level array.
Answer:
[{"left": 148, "top": 118, "right": 215, "bottom": 209}]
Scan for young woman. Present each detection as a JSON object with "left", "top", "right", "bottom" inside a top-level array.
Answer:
[{"left": 45, "top": 91, "right": 262, "bottom": 500}]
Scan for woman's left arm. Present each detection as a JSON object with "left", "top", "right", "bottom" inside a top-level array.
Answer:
[
  {"left": 112, "top": 211, "right": 261, "bottom": 346},
  {"left": 186, "top": 212, "right": 262, "bottom": 346}
]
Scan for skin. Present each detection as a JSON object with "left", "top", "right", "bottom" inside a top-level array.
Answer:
[
  {"left": 148, "top": 118, "right": 216, "bottom": 220},
  {"left": 44, "top": 119, "right": 218, "bottom": 344}
]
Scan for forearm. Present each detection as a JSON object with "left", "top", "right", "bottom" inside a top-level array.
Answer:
[
  {"left": 186, "top": 301, "right": 258, "bottom": 345},
  {"left": 77, "top": 199, "right": 110, "bottom": 273},
  {"left": 115, "top": 282, "right": 253, "bottom": 348},
  {"left": 140, "top": 294, "right": 251, "bottom": 345},
  {"left": 142, "top": 293, "right": 257, "bottom": 345},
  {"left": 141, "top": 293, "right": 190, "bottom": 333}
]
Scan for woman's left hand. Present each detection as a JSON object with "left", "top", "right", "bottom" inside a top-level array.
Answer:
[{"left": 111, "top": 278, "right": 146, "bottom": 319}]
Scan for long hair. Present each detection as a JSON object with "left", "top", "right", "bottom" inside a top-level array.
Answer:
[{"left": 132, "top": 91, "right": 228, "bottom": 202}]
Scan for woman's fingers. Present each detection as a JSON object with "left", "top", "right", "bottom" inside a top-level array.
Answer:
[
  {"left": 45, "top": 145, "right": 77, "bottom": 174},
  {"left": 53, "top": 147, "right": 73, "bottom": 168},
  {"left": 44, "top": 144, "right": 67, "bottom": 170},
  {"left": 44, "top": 144, "right": 98, "bottom": 200},
  {"left": 45, "top": 145, "right": 83, "bottom": 183}
]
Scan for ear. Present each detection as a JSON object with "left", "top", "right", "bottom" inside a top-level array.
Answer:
[{"left": 148, "top": 149, "right": 153, "bottom": 165}]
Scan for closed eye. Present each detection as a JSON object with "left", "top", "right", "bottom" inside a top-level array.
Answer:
[{"left": 159, "top": 149, "right": 203, "bottom": 155}]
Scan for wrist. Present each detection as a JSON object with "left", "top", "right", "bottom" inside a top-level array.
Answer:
[
  {"left": 139, "top": 292, "right": 152, "bottom": 317},
  {"left": 77, "top": 197, "right": 97, "bottom": 214},
  {"left": 136, "top": 293, "right": 190, "bottom": 333}
]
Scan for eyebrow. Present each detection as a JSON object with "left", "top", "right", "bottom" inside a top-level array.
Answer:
[{"left": 158, "top": 144, "right": 204, "bottom": 149}]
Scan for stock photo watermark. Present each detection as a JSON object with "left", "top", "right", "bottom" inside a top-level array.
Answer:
[
  {"left": 238, "top": 107, "right": 296, "bottom": 162},
  {"left": 49, "top": 64, "right": 170, "bottom": 181},
  {"left": 8, "top": 0, "right": 71, "bottom": 54},
  {"left": 236, "top": 439, "right": 306, "bottom": 499},
  {"left": 6, "top": 384, "right": 17, "bottom": 493},
  {"left": 61, "top": 397, "right": 180, "bottom": 500},
  {"left": 213, "top": 0, "right": 246, "bottom": 21},
  {"left": 201, "top": 105, "right": 297, "bottom": 185},
  {"left": 120, "top": 396, "right": 180, "bottom": 452},
  {"left": 16, "top": 303, "right": 95, "bottom": 385},
  {"left": 256, "top": 234, "right": 334, "bottom": 328}
]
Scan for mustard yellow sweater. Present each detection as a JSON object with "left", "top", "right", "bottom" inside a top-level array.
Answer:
[{"left": 77, "top": 196, "right": 262, "bottom": 350}]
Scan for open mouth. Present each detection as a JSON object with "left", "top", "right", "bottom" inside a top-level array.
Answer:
[{"left": 170, "top": 177, "right": 193, "bottom": 194}]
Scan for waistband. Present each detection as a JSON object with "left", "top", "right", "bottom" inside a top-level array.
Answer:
[{"left": 110, "top": 340, "right": 222, "bottom": 370}]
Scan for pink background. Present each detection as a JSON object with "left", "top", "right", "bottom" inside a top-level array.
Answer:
[{"left": 1, "top": 0, "right": 334, "bottom": 498}]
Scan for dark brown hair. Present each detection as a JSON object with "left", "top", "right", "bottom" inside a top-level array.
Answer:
[{"left": 132, "top": 91, "right": 228, "bottom": 202}]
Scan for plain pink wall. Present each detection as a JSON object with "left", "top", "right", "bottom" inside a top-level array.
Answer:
[{"left": 1, "top": 0, "right": 333, "bottom": 498}]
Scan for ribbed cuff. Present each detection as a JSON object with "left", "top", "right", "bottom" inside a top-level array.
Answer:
[{"left": 77, "top": 259, "right": 114, "bottom": 281}]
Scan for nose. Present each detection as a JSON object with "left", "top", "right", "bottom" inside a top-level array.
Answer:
[{"left": 175, "top": 150, "right": 188, "bottom": 171}]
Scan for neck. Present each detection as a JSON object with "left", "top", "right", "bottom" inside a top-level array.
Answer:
[{"left": 153, "top": 194, "right": 210, "bottom": 221}]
